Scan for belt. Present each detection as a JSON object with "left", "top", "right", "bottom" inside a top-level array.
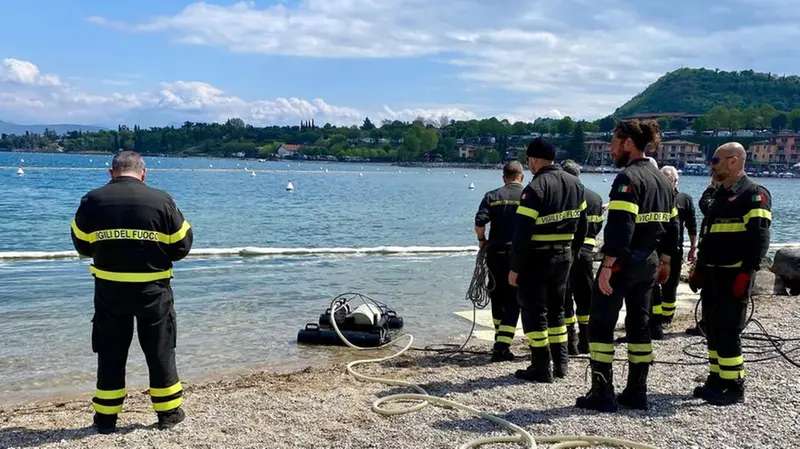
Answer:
[
  {"left": 628, "top": 250, "right": 654, "bottom": 262},
  {"left": 532, "top": 242, "right": 571, "bottom": 250}
]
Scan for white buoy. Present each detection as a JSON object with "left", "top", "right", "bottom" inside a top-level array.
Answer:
[
  {"left": 244, "top": 167, "right": 248, "bottom": 171},
  {"left": 468, "top": 182, "right": 475, "bottom": 190},
  {"left": 359, "top": 172, "right": 363, "bottom": 177},
  {"left": 105, "top": 162, "right": 109, "bottom": 166},
  {"left": 20, "top": 158, "right": 24, "bottom": 163},
  {"left": 209, "top": 164, "right": 213, "bottom": 168},
  {"left": 16, "top": 167, "right": 24, "bottom": 175},
  {"left": 464, "top": 174, "right": 468, "bottom": 178},
  {"left": 89, "top": 159, "right": 93, "bottom": 163},
  {"left": 286, "top": 181, "right": 294, "bottom": 191},
  {"left": 251, "top": 171, "right": 256, "bottom": 177}
]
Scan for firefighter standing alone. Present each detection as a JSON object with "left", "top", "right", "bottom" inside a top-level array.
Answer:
[
  {"left": 509, "top": 138, "right": 587, "bottom": 382},
  {"left": 575, "top": 119, "right": 680, "bottom": 413},
  {"left": 690, "top": 142, "right": 771, "bottom": 405},
  {"left": 474, "top": 161, "right": 525, "bottom": 362},
  {"left": 71, "top": 151, "right": 193, "bottom": 433}
]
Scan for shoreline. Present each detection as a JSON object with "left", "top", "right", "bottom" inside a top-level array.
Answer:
[{"left": 2, "top": 294, "right": 799, "bottom": 449}]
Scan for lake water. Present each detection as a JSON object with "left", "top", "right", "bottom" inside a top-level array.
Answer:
[{"left": 1, "top": 152, "right": 798, "bottom": 404}]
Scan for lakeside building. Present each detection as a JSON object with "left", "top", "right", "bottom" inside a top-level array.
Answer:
[{"left": 749, "top": 134, "right": 800, "bottom": 165}]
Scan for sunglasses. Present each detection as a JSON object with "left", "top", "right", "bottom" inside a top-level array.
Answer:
[{"left": 710, "top": 155, "right": 734, "bottom": 165}]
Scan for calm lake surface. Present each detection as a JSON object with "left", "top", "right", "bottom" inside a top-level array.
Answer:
[{"left": 1, "top": 152, "right": 797, "bottom": 404}]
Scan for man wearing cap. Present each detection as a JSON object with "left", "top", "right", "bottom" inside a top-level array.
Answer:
[{"left": 509, "top": 137, "right": 587, "bottom": 382}]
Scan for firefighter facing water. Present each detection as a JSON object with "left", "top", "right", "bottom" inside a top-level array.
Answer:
[
  {"left": 509, "top": 138, "right": 587, "bottom": 382},
  {"left": 70, "top": 151, "right": 193, "bottom": 433},
  {"left": 474, "top": 161, "right": 525, "bottom": 362},
  {"left": 559, "top": 159, "right": 604, "bottom": 355},
  {"left": 575, "top": 119, "right": 680, "bottom": 413},
  {"left": 650, "top": 165, "right": 698, "bottom": 337},
  {"left": 690, "top": 142, "right": 771, "bottom": 406}
]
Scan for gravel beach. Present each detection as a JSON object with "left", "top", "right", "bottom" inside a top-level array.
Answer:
[{"left": 2, "top": 294, "right": 799, "bottom": 449}]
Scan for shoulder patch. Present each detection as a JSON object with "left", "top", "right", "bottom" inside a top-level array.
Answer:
[
  {"left": 752, "top": 193, "right": 765, "bottom": 202},
  {"left": 521, "top": 192, "right": 528, "bottom": 200},
  {"left": 617, "top": 185, "right": 632, "bottom": 193}
]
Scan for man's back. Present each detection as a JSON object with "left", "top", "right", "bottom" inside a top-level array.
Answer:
[
  {"left": 476, "top": 182, "right": 523, "bottom": 249},
  {"left": 583, "top": 187, "right": 604, "bottom": 243},
  {"left": 71, "top": 177, "right": 193, "bottom": 281},
  {"left": 524, "top": 165, "right": 585, "bottom": 241}
]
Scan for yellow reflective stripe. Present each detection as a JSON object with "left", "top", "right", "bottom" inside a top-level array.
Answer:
[
  {"left": 496, "top": 335, "right": 513, "bottom": 344},
  {"left": 743, "top": 208, "right": 771, "bottom": 223},
  {"left": 671, "top": 207, "right": 679, "bottom": 218},
  {"left": 492, "top": 318, "right": 501, "bottom": 325},
  {"left": 169, "top": 220, "right": 191, "bottom": 243},
  {"left": 587, "top": 215, "right": 604, "bottom": 223},
  {"left": 526, "top": 331, "right": 547, "bottom": 339},
  {"left": 93, "top": 403, "right": 124, "bottom": 415},
  {"left": 564, "top": 316, "right": 577, "bottom": 325},
  {"left": 710, "top": 222, "right": 746, "bottom": 233},
  {"left": 607, "top": 200, "right": 639, "bottom": 214},
  {"left": 706, "top": 261, "right": 743, "bottom": 268},
  {"left": 498, "top": 325, "right": 516, "bottom": 334},
  {"left": 90, "top": 265, "right": 173, "bottom": 283},
  {"left": 580, "top": 200, "right": 587, "bottom": 211},
  {"left": 526, "top": 330, "right": 548, "bottom": 347},
  {"left": 718, "top": 355, "right": 744, "bottom": 366},
  {"left": 709, "top": 365, "right": 720, "bottom": 373},
  {"left": 548, "top": 325, "right": 568, "bottom": 343},
  {"left": 549, "top": 325, "right": 567, "bottom": 334},
  {"left": 629, "top": 354, "right": 654, "bottom": 363},
  {"left": 708, "top": 350, "right": 719, "bottom": 359},
  {"left": 591, "top": 352, "right": 614, "bottom": 363},
  {"left": 535, "top": 208, "right": 582, "bottom": 225},
  {"left": 589, "top": 342, "right": 614, "bottom": 352},
  {"left": 150, "top": 382, "right": 182, "bottom": 397},
  {"left": 153, "top": 397, "right": 183, "bottom": 412},
  {"left": 635, "top": 212, "right": 673, "bottom": 223},
  {"left": 549, "top": 334, "right": 568, "bottom": 343},
  {"left": 719, "top": 369, "right": 744, "bottom": 380},
  {"left": 531, "top": 233, "right": 574, "bottom": 242},
  {"left": 577, "top": 315, "right": 590, "bottom": 324},
  {"left": 584, "top": 237, "right": 596, "bottom": 246},
  {"left": 489, "top": 200, "right": 520, "bottom": 207},
  {"left": 627, "top": 343, "right": 652, "bottom": 352},
  {"left": 517, "top": 206, "right": 539, "bottom": 219},
  {"left": 95, "top": 388, "right": 126, "bottom": 400},
  {"left": 71, "top": 220, "right": 93, "bottom": 242},
  {"left": 69, "top": 220, "right": 190, "bottom": 244},
  {"left": 652, "top": 305, "right": 663, "bottom": 315}
]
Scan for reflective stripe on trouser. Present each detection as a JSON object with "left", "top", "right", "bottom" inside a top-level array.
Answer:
[
  {"left": 564, "top": 315, "right": 576, "bottom": 325},
  {"left": 588, "top": 252, "right": 657, "bottom": 371},
  {"left": 548, "top": 325, "right": 568, "bottom": 344},
  {"left": 517, "top": 250, "right": 571, "bottom": 354},
  {"left": 92, "top": 388, "right": 127, "bottom": 415},
  {"left": 718, "top": 355, "right": 744, "bottom": 380},
  {"left": 708, "top": 350, "right": 719, "bottom": 374},
  {"left": 151, "top": 382, "right": 184, "bottom": 412}
]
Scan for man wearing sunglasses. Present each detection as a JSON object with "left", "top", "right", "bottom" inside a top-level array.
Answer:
[{"left": 689, "top": 142, "right": 771, "bottom": 406}]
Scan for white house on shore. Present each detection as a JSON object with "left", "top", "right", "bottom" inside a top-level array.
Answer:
[{"left": 276, "top": 144, "right": 301, "bottom": 158}]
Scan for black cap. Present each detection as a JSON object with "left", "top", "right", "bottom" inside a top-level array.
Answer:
[{"left": 526, "top": 137, "right": 556, "bottom": 160}]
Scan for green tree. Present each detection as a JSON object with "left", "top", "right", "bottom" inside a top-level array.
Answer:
[
  {"left": 670, "top": 118, "right": 688, "bottom": 132},
  {"left": 556, "top": 117, "right": 574, "bottom": 135},
  {"left": 567, "top": 121, "right": 586, "bottom": 160},
  {"left": 361, "top": 117, "right": 375, "bottom": 131}
]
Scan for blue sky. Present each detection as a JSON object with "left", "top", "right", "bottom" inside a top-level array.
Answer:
[{"left": 1, "top": 0, "right": 799, "bottom": 127}]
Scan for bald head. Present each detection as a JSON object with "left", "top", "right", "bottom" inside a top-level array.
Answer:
[{"left": 711, "top": 141, "right": 746, "bottom": 186}]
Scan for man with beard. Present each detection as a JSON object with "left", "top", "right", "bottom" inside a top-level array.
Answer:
[
  {"left": 575, "top": 119, "right": 680, "bottom": 413},
  {"left": 689, "top": 142, "right": 771, "bottom": 405}
]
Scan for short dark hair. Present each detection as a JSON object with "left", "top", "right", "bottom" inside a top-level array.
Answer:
[
  {"left": 561, "top": 159, "right": 581, "bottom": 177},
  {"left": 112, "top": 151, "right": 145, "bottom": 172},
  {"left": 503, "top": 160, "right": 523, "bottom": 179}
]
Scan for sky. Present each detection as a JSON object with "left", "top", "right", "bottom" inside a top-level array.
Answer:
[{"left": 0, "top": 0, "right": 798, "bottom": 128}]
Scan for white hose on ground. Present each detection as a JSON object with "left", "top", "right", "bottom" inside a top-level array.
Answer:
[{"left": 329, "top": 297, "right": 662, "bottom": 449}]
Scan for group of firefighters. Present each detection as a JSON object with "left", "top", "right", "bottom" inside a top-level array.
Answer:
[
  {"left": 68, "top": 117, "right": 771, "bottom": 433},
  {"left": 474, "top": 119, "right": 771, "bottom": 412}
]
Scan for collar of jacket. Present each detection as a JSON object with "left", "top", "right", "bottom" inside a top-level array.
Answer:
[
  {"left": 535, "top": 164, "right": 561, "bottom": 176},
  {"left": 724, "top": 174, "right": 750, "bottom": 195},
  {"left": 109, "top": 176, "right": 144, "bottom": 184}
]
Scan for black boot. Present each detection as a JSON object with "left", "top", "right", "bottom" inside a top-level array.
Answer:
[
  {"left": 93, "top": 413, "right": 117, "bottom": 434},
  {"left": 577, "top": 324, "right": 590, "bottom": 354},
  {"left": 567, "top": 324, "right": 579, "bottom": 356},
  {"left": 491, "top": 342, "right": 515, "bottom": 362},
  {"left": 617, "top": 362, "right": 650, "bottom": 410},
  {"left": 575, "top": 361, "right": 618, "bottom": 412},
  {"left": 705, "top": 379, "right": 745, "bottom": 406},
  {"left": 157, "top": 407, "right": 186, "bottom": 430},
  {"left": 650, "top": 314, "right": 664, "bottom": 341},
  {"left": 515, "top": 347, "right": 553, "bottom": 383},
  {"left": 551, "top": 342, "right": 569, "bottom": 378},
  {"left": 693, "top": 372, "right": 723, "bottom": 399}
]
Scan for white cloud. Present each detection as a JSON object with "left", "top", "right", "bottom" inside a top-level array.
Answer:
[
  {"left": 88, "top": 0, "right": 800, "bottom": 119},
  {"left": 0, "top": 58, "right": 473, "bottom": 127}
]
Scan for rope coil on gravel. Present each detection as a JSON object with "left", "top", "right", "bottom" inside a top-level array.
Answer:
[{"left": 329, "top": 294, "right": 661, "bottom": 449}]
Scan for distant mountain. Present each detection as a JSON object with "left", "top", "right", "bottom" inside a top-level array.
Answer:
[
  {"left": 0, "top": 120, "right": 107, "bottom": 136},
  {"left": 614, "top": 68, "right": 800, "bottom": 117}
]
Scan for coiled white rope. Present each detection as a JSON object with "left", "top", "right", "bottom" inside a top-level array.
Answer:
[{"left": 328, "top": 296, "right": 662, "bottom": 449}]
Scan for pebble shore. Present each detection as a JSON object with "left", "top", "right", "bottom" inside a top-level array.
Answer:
[{"left": 2, "top": 294, "right": 799, "bottom": 449}]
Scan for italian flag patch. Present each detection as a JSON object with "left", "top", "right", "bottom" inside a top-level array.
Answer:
[
  {"left": 618, "top": 185, "right": 632, "bottom": 193},
  {"left": 752, "top": 194, "right": 765, "bottom": 202}
]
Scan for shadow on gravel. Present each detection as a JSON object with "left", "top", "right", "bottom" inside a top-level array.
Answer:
[
  {"left": 388, "top": 351, "right": 494, "bottom": 369},
  {"left": 430, "top": 393, "right": 699, "bottom": 434},
  {"left": 0, "top": 423, "right": 152, "bottom": 448},
  {"left": 375, "top": 372, "right": 520, "bottom": 398}
]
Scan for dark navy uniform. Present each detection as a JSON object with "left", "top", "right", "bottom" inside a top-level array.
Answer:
[
  {"left": 564, "top": 187, "right": 603, "bottom": 354},
  {"left": 694, "top": 175, "right": 771, "bottom": 405},
  {"left": 577, "top": 157, "right": 679, "bottom": 412},
  {"left": 511, "top": 164, "right": 587, "bottom": 381},
  {"left": 475, "top": 181, "right": 524, "bottom": 354},
  {"left": 651, "top": 189, "right": 697, "bottom": 328},
  {"left": 71, "top": 176, "right": 193, "bottom": 426}
]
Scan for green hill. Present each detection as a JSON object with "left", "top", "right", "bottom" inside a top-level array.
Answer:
[{"left": 614, "top": 68, "right": 800, "bottom": 117}]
